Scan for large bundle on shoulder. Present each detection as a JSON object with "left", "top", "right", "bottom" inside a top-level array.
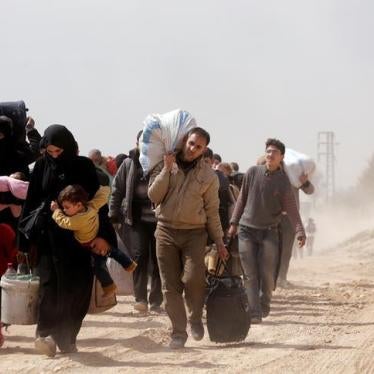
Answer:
[
  {"left": 139, "top": 109, "right": 196, "bottom": 175},
  {"left": 283, "top": 148, "right": 316, "bottom": 188},
  {"left": 0, "top": 101, "right": 28, "bottom": 143}
]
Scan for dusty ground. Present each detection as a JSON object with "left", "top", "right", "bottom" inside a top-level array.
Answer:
[{"left": 1, "top": 229, "right": 374, "bottom": 374}]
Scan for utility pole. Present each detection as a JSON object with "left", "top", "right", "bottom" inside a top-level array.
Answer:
[{"left": 317, "top": 132, "right": 337, "bottom": 203}]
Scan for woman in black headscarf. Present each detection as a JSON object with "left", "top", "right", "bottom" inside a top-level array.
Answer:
[{"left": 21, "top": 125, "right": 116, "bottom": 357}]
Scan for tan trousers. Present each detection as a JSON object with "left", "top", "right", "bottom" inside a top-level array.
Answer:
[{"left": 155, "top": 225, "right": 207, "bottom": 339}]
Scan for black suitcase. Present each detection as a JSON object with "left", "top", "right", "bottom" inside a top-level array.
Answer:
[
  {"left": 0, "top": 100, "right": 28, "bottom": 142},
  {"left": 205, "top": 254, "right": 250, "bottom": 343}
]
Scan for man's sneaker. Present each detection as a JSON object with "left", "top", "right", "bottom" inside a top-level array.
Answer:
[
  {"left": 35, "top": 336, "right": 56, "bottom": 357},
  {"left": 251, "top": 315, "right": 262, "bottom": 324},
  {"left": 134, "top": 301, "right": 148, "bottom": 313},
  {"left": 149, "top": 304, "right": 163, "bottom": 314},
  {"left": 169, "top": 336, "right": 186, "bottom": 350},
  {"left": 190, "top": 322, "right": 204, "bottom": 341}
]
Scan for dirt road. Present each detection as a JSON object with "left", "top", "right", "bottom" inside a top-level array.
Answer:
[{"left": 1, "top": 229, "right": 374, "bottom": 373}]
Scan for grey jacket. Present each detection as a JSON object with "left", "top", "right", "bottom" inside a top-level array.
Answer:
[{"left": 108, "top": 157, "right": 137, "bottom": 226}]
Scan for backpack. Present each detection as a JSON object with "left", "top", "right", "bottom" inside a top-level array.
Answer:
[
  {"left": 0, "top": 101, "right": 28, "bottom": 142},
  {"left": 205, "top": 252, "right": 250, "bottom": 343}
]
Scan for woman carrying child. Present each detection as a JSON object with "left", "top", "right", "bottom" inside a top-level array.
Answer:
[{"left": 20, "top": 125, "right": 116, "bottom": 357}]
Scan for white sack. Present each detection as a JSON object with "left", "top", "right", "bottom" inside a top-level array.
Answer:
[
  {"left": 283, "top": 148, "right": 316, "bottom": 188},
  {"left": 139, "top": 109, "right": 196, "bottom": 175},
  {"left": 107, "top": 258, "right": 134, "bottom": 296},
  {"left": 106, "top": 233, "right": 134, "bottom": 296}
]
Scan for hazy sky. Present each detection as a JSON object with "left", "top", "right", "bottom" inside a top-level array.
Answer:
[{"left": 1, "top": 0, "right": 373, "bottom": 189}]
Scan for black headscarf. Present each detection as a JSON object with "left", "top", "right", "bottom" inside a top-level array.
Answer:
[
  {"left": 40, "top": 125, "right": 79, "bottom": 191},
  {"left": 40, "top": 125, "right": 78, "bottom": 160}
]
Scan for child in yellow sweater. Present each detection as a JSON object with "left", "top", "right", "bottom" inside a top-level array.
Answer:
[{"left": 50, "top": 184, "right": 137, "bottom": 296}]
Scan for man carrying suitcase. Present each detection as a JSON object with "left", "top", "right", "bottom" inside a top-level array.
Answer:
[{"left": 228, "top": 138, "right": 306, "bottom": 324}]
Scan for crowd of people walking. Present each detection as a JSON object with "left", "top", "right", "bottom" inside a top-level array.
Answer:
[{"left": 0, "top": 107, "right": 316, "bottom": 355}]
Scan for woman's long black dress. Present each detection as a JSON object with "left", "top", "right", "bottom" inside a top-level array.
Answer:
[{"left": 21, "top": 127, "right": 116, "bottom": 351}]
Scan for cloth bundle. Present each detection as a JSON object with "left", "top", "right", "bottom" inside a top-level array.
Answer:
[
  {"left": 0, "top": 176, "right": 29, "bottom": 217},
  {"left": 139, "top": 109, "right": 196, "bottom": 175}
]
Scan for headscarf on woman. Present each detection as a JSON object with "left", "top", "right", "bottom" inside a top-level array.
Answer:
[{"left": 39, "top": 125, "right": 79, "bottom": 192}]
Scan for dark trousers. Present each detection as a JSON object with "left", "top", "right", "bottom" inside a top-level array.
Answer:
[
  {"left": 278, "top": 216, "right": 295, "bottom": 282},
  {"left": 238, "top": 225, "right": 279, "bottom": 318},
  {"left": 123, "top": 222, "right": 162, "bottom": 307},
  {"left": 93, "top": 247, "right": 133, "bottom": 288}
]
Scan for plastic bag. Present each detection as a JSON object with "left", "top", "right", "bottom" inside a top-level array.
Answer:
[
  {"left": 205, "top": 274, "right": 250, "bottom": 343},
  {"left": 106, "top": 233, "right": 134, "bottom": 296},
  {"left": 106, "top": 258, "right": 134, "bottom": 296},
  {"left": 283, "top": 148, "right": 316, "bottom": 188},
  {"left": 139, "top": 109, "right": 196, "bottom": 175}
]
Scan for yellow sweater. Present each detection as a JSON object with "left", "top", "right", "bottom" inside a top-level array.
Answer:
[{"left": 52, "top": 186, "right": 110, "bottom": 244}]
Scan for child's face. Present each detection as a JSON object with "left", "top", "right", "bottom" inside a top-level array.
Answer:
[{"left": 61, "top": 201, "right": 84, "bottom": 216}]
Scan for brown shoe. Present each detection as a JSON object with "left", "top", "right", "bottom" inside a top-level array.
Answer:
[
  {"left": 102, "top": 283, "right": 117, "bottom": 297},
  {"left": 134, "top": 301, "right": 148, "bottom": 313},
  {"left": 125, "top": 261, "right": 138, "bottom": 273}
]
